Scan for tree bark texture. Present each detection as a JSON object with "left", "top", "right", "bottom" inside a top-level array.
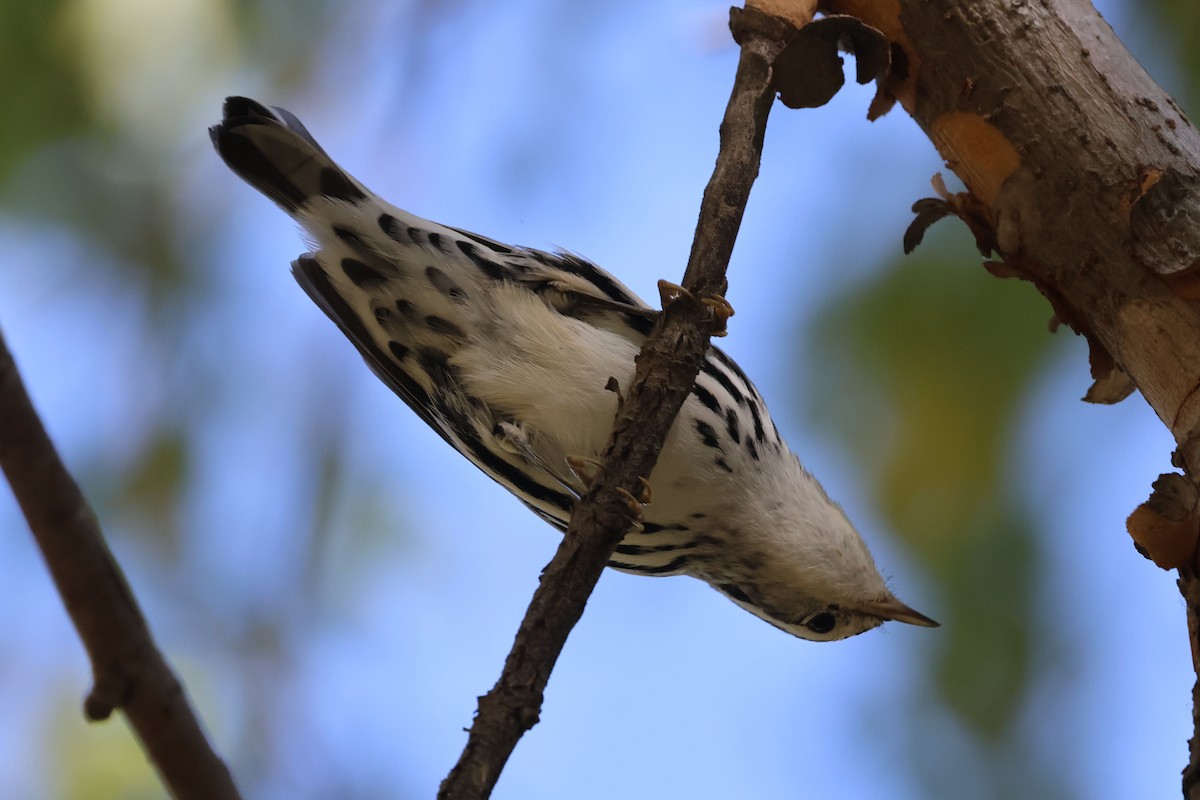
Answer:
[{"left": 817, "top": 0, "right": 1200, "bottom": 793}]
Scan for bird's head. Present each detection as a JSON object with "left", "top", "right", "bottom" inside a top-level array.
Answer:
[{"left": 708, "top": 455, "right": 938, "bottom": 642}]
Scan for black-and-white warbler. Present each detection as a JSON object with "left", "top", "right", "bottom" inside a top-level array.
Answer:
[{"left": 211, "top": 96, "right": 937, "bottom": 641}]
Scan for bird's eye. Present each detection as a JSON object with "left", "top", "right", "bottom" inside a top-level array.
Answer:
[{"left": 803, "top": 612, "right": 837, "bottom": 634}]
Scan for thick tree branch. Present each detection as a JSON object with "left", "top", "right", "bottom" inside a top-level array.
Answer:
[
  {"left": 438, "top": 7, "right": 798, "bottom": 799},
  {"left": 815, "top": 0, "right": 1200, "bottom": 793},
  {"left": 0, "top": 330, "right": 241, "bottom": 800}
]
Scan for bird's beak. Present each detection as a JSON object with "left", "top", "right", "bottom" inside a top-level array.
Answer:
[{"left": 858, "top": 595, "right": 940, "bottom": 628}]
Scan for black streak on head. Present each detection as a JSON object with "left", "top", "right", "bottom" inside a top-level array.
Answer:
[
  {"left": 373, "top": 306, "right": 392, "bottom": 329},
  {"left": 427, "top": 232, "right": 450, "bottom": 253},
  {"left": 395, "top": 299, "right": 416, "bottom": 317}
]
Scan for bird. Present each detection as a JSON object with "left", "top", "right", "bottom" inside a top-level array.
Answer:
[{"left": 210, "top": 96, "right": 937, "bottom": 641}]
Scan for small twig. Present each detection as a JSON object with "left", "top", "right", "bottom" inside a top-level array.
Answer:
[
  {"left": 0, "top": 329, "right": 242, "bottom": 800},
  {"left": 438, "top": 7, "right": 797, "bottom": 799}
]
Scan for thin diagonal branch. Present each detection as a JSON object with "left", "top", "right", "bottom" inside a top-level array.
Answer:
[
  {"left": 438, "top": 7, "right": 799, "bottom": 799},
  {"left": 0, "top": 329, "right": 242, "bottom": 800}
]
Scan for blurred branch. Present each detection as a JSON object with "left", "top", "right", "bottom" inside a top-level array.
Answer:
[
  {"left": 0, "top": 329, "right": 242, "bottom": 800},
  {"left": 438, "top": 7, "right": 799, "bottom": 799}
]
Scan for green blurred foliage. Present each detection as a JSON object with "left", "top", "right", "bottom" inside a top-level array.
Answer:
[
  {"left": 810, "top": 233, "right": 1056, "bottom": 566},
  {"left": 0, "top": 1, "right": 372, "bottom": 795},
  {"left": 112, "top": 428, "right": 190, "bottom": 559},
  {"left": 0, "top": 0, "right": 89, "bottom": 183},
  {"left": 806, "top": 224, "right": 1065, "bottom": 789},
  {"left": 799, "top": 5, "right": 1200, "bottom": 791},
  {"left": 5, "top": 137, "right": 190, "bottom": 298},
  {"left": 1146, "top": 0, "right": 1200, "bottom": 111},
  {"left": 51, "top": 687, "right": 164, "bottom": 800}
]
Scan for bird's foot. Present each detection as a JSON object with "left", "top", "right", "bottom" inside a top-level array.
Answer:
[
  {"left": 656, "top": 280, "right": 735, "bottom": 336},
  {"left": 615, "top": 487, "right": 645, "bottom": 524},
  {"left": 566, "top": 455, "right": 604, "bottom": 488},
  {"left": 700, "top": 293, "right": 735, "bottom": 336}
]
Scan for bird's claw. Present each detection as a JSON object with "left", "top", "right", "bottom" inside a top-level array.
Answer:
[
  {"left": 656, "top": 280, "right": 735, "bottom": 336},
  {"left": 615, "top": 476, "right": 652, "bottom": 526},
  {"left": 566, "top": 455, "right": 604, "bottom": 488},
  {"left": 657, "top": 279, "right": 691, "bottom": 308},
  {"left": 615, "top": 487, "right": 645, "bottom": 524},
  {"left": 700, "top": 294, "right": 734, "bottom": 336},
  {"left": 566, "top": 456, "right": 651, "bottom": 526}
]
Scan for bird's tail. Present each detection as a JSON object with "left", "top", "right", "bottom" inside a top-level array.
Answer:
[{"left": 209, "top": 96, "right": 369, "bottom": 215}]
